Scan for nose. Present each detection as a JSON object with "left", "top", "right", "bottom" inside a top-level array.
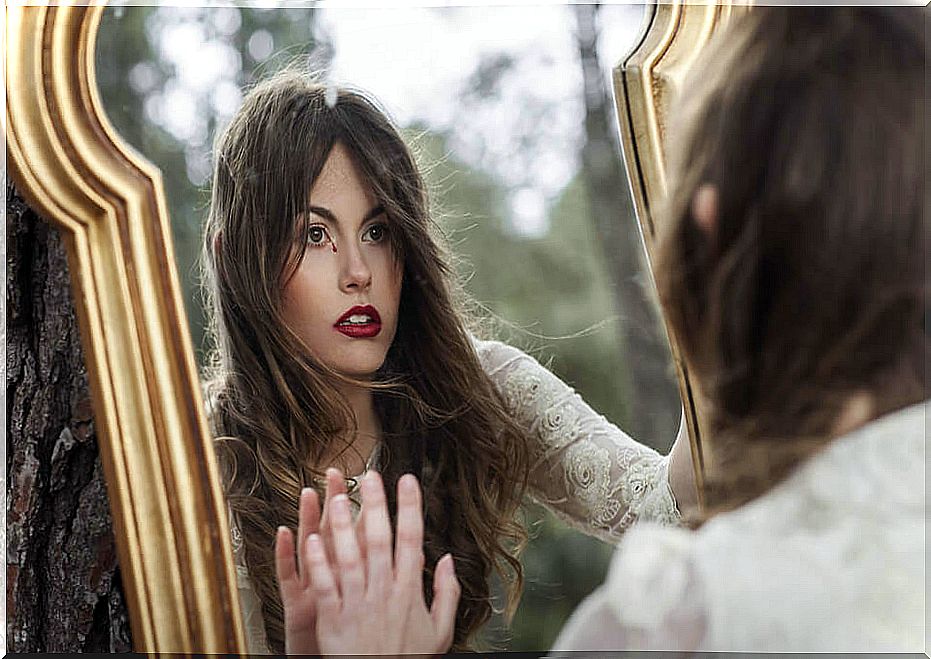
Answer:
[{"left": 339, "top": 242, "right": 372, "bottom": 293}]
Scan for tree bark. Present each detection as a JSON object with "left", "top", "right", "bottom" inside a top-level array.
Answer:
[
  {"left": 6, "top": 179, "right": 132, "bottom": 652},
  {"left": 573, "top": 3, "right": 681, "bottom": 449}
]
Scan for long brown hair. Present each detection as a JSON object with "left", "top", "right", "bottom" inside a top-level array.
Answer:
[
  {"left": 656, "top": 7, "right": 928, "bottom": 517},
  {"left": 202, "top": 70, "right": 531, "bottom": 651}
]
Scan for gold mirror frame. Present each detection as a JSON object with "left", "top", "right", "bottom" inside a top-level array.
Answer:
[
  {"left": 6, "top": 2, "right": 739, "bottom": 651},
  {"left": 615, "top": 1, "right": 750, "bottom": 508},
  {"left": 6, "top": 5, "right": 245, "bottom": 653}
]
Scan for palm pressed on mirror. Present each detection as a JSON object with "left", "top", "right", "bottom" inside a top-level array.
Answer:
[{"left": 6, "top": 2, "right": 742, "bottom": 653}]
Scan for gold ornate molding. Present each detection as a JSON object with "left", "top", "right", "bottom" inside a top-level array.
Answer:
[
  {"left": 6, "top": 5, "right": 245, "bottom": 653},
  {"left": 614, "top": 1, "right": 751, "bottom": 508}
]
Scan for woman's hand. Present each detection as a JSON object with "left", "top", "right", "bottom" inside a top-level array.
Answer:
[
  {"left": 275, "top": 469, "right": 348, "bottom": 655},
  {"left": 305, "top": 471, "right": 460, "bottom": 657}
]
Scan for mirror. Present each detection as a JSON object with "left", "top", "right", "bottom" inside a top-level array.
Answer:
[
  {"left": 8, "top": 2, "right": 739, "bottom": 653},
  {"left": 94, "top": 5, "right": 675, "bottom": 650}
]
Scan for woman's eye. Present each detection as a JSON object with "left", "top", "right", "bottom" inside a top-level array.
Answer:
[
  {"left": 363, "top": 224, "right": 388, "bottom": 243},
  {"left": 306, "top": 226, "right": 329, "bottom": 246}
]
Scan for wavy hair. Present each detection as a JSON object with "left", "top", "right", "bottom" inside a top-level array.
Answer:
[
  {"left": 202, "top": 70, "right": 531, "bottom": 652},
  {"left": 655, "top": 7, "right": 928, "bottom": 518}
]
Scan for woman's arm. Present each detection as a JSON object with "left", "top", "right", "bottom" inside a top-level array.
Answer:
[
  {"left": 668, "top": 413, "right": 699, "bottom": 517},
  {"left": 474, "top": 339, "right": 699, "bottom": 540}
]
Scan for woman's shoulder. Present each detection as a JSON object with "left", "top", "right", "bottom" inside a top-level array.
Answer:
[
  {"left": 651, "top": 403, "right": 928, "bottom": 651},
  {"left": 600, "top": 523, "right": 703, "bottom": 638},
  {"left": 470, "top": 336, "right": 530, "bottom": 369},
  {"left": 703, "top": 398, "right": 927, "bottom": 540},
  {"left": 200, "top": 375, "right": 227, "bottom": 431},
  {"left": 469, "top": 337, "right": 572, "bottom": 401},
  {"left": 606, "top": 523, "right": 695, "bottom": 599}
]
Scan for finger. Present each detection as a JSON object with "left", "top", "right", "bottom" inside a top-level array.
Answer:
[
  {"left": 275, "top": 526, "right": 299, "bottom": 599},
  {"left": 431, "top": 553, "right": 461, "bottom": 650},
  {"left": 355, "top": 509, "right": 368, "bottom": 564},
  {"left": 325, "top": 467, "right": 349, "bottom": 499},
  {"left": 360, "top": 471, "right": 393, "bottom": 598},
  {"left": 329, "top": 493, "right": 366, "bottom": 604},
  {"left": 305, "top": 533, "right": 341, "bottom": 620},
  {"left": 355, "top": 479, "right": 368, "bottom": 565},
  {"left": 320, "top": 469, "right": 348, "bottom": 567},
  {"left": 297, "top": 487, "right": 321, "bottom": 586},
  {"left": 394, "top": 473, "right": 425, "bottom": 588}
]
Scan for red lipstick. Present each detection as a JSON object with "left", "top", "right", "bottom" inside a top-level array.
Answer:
[{"left": 334, "top": 305, "right": 382, "bottom": 338}]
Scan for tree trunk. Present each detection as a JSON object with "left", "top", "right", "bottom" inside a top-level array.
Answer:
[
  {"left": 573, "top": 3, "right": 681, "bottom": 449},
  {"left": 6, "top": 179, "right": 132, "bottom": 652}
]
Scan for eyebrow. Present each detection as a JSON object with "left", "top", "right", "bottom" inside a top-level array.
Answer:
[{"left": 307, "top": 204, "right": 385, "bottom": 224}]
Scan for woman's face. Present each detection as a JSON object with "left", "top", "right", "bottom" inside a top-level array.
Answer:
[{"left": 281, "top": 142, "right": 403, "bottom": 377}]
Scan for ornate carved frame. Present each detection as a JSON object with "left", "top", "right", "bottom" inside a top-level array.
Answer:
[{"left": 6, "top": 2, "right": 741, "bottom": 652}]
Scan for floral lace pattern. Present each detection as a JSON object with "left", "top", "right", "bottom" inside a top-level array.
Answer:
[{"left": 475, "top": 339, "right": 681, "bottom": 542}]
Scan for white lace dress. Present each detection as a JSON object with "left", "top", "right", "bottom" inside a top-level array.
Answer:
[
  {"left": 551, "top": 398, "right": 927, "bottom": 653},
  {"left": 231, "top": 339, "right": 682, "bottom": 653}
]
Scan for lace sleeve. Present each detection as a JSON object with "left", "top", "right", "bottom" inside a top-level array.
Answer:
[
  {"left": 229, "top": 507, "right": 272, "bottom": 655},
  {"left": 474, "top": 339, "right": 681, "bottom": 543}
]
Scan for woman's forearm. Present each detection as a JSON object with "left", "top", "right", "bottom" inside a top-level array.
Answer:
[{"left": 667, "top": 411, "right": 699, "bottom": 519}]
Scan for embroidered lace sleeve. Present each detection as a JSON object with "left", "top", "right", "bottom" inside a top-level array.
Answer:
[
  {"left": 229, "top": 507, "right": 272, "bottom": 654},
  {"left": 474, "top": 339, "right": 682, "bottom": 543}
]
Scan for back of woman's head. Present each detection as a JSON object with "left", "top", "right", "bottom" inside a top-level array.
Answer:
[{"left": 655, "top": 8, "right": 927, "bottom": 511}]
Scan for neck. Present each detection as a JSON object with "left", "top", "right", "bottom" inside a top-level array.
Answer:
[
  {"left": 831, "top": 391, "right": 874, "bottom": 438},
  {"left": 320, "top": 381, "right": 381, "bottom": 477},
  {"left": 342, "top": 382, "right": 380, "bottom": 445}
]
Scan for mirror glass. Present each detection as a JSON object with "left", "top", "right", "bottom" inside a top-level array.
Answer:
[{"left": 95, "top": 4, "right": 679, "bottom": 650}]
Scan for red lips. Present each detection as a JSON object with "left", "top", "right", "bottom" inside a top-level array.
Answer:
[{"left": 334, "top": 305, "right": 382, "bottom": 338}]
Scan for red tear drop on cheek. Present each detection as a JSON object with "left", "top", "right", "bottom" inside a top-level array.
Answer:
[{"left": 331, "top": 243, "right": 338, "bottom": 253}]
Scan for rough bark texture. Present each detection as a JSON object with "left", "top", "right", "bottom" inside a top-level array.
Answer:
[
  {"left": 574, "top": 3, "right": 681, "bottom": 449},
  {"left": 6, "top": 178, "right": 132, "bottom": 652}
]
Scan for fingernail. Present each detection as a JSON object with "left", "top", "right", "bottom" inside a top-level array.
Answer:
[
  {"left": 301, "top": 487, "right": 313, "bottom": 497},
  {"left": 445, "top": 553, "right": 455, "bottom": 576}
]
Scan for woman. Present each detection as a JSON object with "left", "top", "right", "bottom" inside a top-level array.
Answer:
[
  {"left": 202, "top": 71, "right": 695, "bottom": 653},
  {"left": 553, "top": 6, "right": 926, "bottom": 652},
  {"left": 297, "top": 6, "right": 927, "bottom": 654}
]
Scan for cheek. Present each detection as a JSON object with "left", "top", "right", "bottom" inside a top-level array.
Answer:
[
  {"left": 281, "top": 265, "right": 326, "bottom": 331},
  {"left": 387, "top": 258, "right": 404, "bottom": 312},
  {"left": 371, "top": 249, "right": 403, "bottom": 303}
]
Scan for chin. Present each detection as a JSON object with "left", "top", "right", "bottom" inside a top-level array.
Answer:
[
  {"left": 329, "top": 351, "right": 389, "bottom": 379},
  {"left": 338, "top": 365, "right": 382, "bottom": 379}
]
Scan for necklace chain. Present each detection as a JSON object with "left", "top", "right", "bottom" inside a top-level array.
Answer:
[{"left": 310, "top": 443, "right": 381, "bottom": 495}]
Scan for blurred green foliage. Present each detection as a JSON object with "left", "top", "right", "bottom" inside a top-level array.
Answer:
[{"left": 95, "top": 6, "right": 665, "bottom": 651}]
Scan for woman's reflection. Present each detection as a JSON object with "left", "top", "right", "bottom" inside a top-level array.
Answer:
[{"left": 201, "top": 72, "right": 697, "bottom": 654}]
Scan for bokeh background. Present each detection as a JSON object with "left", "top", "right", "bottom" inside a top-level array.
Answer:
[{"left": 95, "top": 3, "right": 680, "bottom": 650}]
